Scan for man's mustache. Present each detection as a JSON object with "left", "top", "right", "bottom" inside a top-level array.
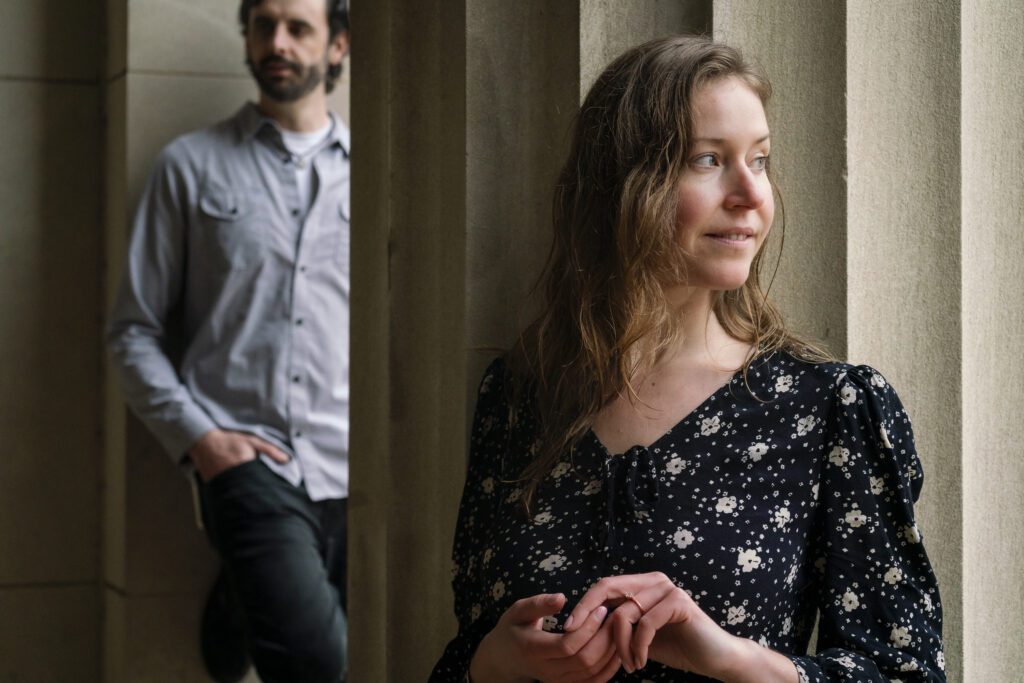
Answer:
[{"left": 258, "top": 57, "right": 301, "bottom": 74}]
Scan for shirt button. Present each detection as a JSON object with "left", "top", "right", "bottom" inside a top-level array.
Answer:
[
  {"left": 292, "top": 375, "right": 301, "bottom": 383},
  {"left": 295, "top": 318, "right": 304, "bottom": 326},
  {"left": 299, "top": 265, "right": 307, "bottom": 273},
  {"left": 291, "top": 208, "right": 300, "bottom": 217},
  {"left": 294, "top": 430, "right": 303, "bottom": 438}
]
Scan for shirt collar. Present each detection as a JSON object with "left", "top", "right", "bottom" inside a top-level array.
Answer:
[{"left": 236, "top": 102, "right": 350, "bottom": 157}]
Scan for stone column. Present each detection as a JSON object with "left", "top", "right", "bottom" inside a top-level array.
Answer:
[
  {"left": 961, "top": 3, "right": 1024, "bottom": 680},
  {"left": 351, "top": 2, "right": 709, "bottom": 679},
  {"left": 0, "top": 1, "right": 103, "bottom": 680}
]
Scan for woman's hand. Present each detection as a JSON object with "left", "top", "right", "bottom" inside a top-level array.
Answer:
[
  {"left": 470, "top": 593, "right": 622, "bottom": 683},
  {"left": 564, "top": 573, "right": 797, "bottom": 682}
]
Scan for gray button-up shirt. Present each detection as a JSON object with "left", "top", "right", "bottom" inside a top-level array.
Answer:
[{"left": 107, "top": 103, "right": 350, "bottom": 500}]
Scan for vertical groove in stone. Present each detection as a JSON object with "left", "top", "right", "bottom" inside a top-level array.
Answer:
[
  {"left": 714, "top": 1, "right": 847, "bottom": 358},
  {"left": 351, "top": 0, "right": 469, "bottom": 679},
  {"left": 846, "top": 2, "right": 962, "bottom": 678},
  {"left": 961, "top": 3, "right": 1024, "bottom": 680}
]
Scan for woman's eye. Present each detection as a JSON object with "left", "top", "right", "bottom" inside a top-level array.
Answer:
[
  {"left": 750, "top": 155, "right": 770, "bottom": 171},
  {"left": 692, "top": 153, "right": 718, "bottom": 168}
]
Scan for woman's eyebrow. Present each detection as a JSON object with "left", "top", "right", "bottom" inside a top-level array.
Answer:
[{"left": 691, "top": 134, "right": 772, "bottom": 144}]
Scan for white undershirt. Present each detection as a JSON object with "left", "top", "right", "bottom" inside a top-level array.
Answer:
[{"left": 280, "top": 121, "right": 333, "bottom": 212}]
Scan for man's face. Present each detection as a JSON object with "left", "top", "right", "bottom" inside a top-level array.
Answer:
[{"left": 245, "top": 0, "right": 347, "bottom": 103}]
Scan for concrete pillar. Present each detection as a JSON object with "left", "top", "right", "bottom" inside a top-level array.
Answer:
[
  {"left": 352, "top": 2, "right": 709, "bottom": 679},
  {"left": 714, "top": 1, "right": 847, "bottom": 355},
  {"left": 961, "top": 3, "right": 1024, "bottom": 680},
  {"left": 102, "top": 1, "right": 349, "bottom": 680},
  {"left": 0, "top": 1, "right": 103, "bottom": 679},
  {"left": 846, "top": 2, "right": 963, "bottom": 677}
]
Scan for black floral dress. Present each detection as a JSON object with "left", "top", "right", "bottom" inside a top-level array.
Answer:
[{"left": 430, "top": 352, "right": 945, "bottom": 682}]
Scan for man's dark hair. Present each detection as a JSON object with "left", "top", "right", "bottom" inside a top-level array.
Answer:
[{"left": 239, "top": 0, "right": 349, "bottom": 93}]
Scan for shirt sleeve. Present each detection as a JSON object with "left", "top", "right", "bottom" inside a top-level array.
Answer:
[
  {"left": 787, "top": 366, "right": 946, "bottom": 682},
  {"left": 430, "top": 359, "right": 512, "bottom": 681},
  {"left": 106, "top": 146, "right": 218, "bottom": 462}
]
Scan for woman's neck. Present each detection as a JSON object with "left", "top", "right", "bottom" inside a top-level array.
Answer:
[{"left": 656, "top": 285, "right": 751, "bottom": 372}]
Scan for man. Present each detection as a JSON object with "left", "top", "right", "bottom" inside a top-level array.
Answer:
[{"left": 107, "top": 1, "right": 350, "bottom": 681}]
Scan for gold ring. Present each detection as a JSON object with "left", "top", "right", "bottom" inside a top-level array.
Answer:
[{"left": 624, "top": 592, "right": 646, "bottom": 614}]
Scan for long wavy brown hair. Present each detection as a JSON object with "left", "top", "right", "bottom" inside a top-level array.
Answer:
[{"left": 507, "top": 35, "right": 832, "bottom": 512}]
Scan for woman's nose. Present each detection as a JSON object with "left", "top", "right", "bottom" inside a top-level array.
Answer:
[{"left": 724, "top": 165, "right": 767, "bottom": 210}]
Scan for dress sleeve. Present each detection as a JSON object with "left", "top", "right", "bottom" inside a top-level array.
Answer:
[
  {"left": 788, "top": 366, "right": 946, "bottom": 682},
  {"left": 430, "top": 359, "right": 513, "bottom": 681}
]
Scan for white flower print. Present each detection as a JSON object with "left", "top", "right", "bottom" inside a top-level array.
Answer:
[
  {"left": 837, "top": 655, "right": 856, "bottom": 669},
  {"left": 840, "top": 385, "right": 858, "bottom": 405},
  {"left": 870, "top": 476, "right": 885, "bottom": 495},
  {"left": 470, "top": 603, "right": 482, "bottom": 621},
  {"left": 775, "top": 375, "right": 794, "bottom": 393},
  {"left": 726, "top": 605, "right": 747, "bottom": 625},
  {"left": 672, "top": 527, "right": 695, "bottom": 549},
  {"left": 738, "top": 548, "right": 762, "bottom": 573},
  {"left": 551, "top": 462, "right": 570, "bottom": 478},
  {"left": 773, "top": 507, "right": 791, "bottom": 528},
  {"left": 582, "top": 479, "right": 602, "bottom": 496},
  {"left": 781, "top": 616, "right": 792, "bottom": 635},
  {"left": 890, "top": 625, "right": 912, "bottom": 648},
  {"left": 483, "top": 548, "right": 493, "bottom": 565},
  {"left": 505, "top": 487, "right": 522, "bottom": 503},
  {"left": 747, "top": 442, "right": 768, "bottom": 461},
  {"left": 786, "top": 563, "right": 799, "bottom": 586},
  {"left": 842, "top": 589, "right": 860, "bottom": 612},
  {"left": 539, "top": 554, "right": 566, "bottom": 571},
  {"left": 665, "top": 456, "right": 685, "bottom": 475},
  {"left": 845, "top": 506, "right": 868, "bottom": 528},
  {"left": 542, "top": 616, "right": 558, "bottom": 632},
  {"left": 899, "top": 661, "right": 920, "bottom": 672},
  {"left": 885, "top": 567, "right": 904, "bottom": 585},
  {"left": 716, "top": 496, "right": 738, "bottom": 514},
  {"left": 701, "top": 415, "right": 721, "bottom": 436},
  {"left": 796, "top": 415, "right": 817, "bottom": 436},
  {"left": 829, "top": 446, "right": 850, "bottom": 466},
  {"left": 481, "top": 477, "right": 495, "bottom": 494},
  {"left": 922, "top": 593, "right": 933, "bottom": 613},
  {"left": 937, "top": 651, "right": 945, "bottom": 670},
  {"left": 757, "top": 635, "right": 769, "bottom": 647},
  {"left": 871, "top": 372, "right": 886, "bottom": 388},
  {"left": 811, "top": 483, "right": 820, "bottom": 501},
  {"left": 904, "top": 523, "right": 922, "bottom": 544},
  {"left": 880, "top": 425, "right": 894, "bottom": 449},
  {"left": 492, "top": 579, "right": 506, "bottom": 600},
  {"left": 533, "top": 511, "right": 553, "bottom": 524}
]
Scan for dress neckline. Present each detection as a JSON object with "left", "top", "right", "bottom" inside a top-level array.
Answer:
[{"left": 587, "top": 365, "right": 746, "bottom": 458}]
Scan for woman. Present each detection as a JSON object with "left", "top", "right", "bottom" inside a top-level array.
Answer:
[{"left": 431, "top": 36, "right": 944, "bottom": 682}]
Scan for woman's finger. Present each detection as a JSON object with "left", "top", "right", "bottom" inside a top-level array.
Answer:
[
  {"left": 631, "top": 597, "right": 683, "bottom": 669},
  {"left": 505, "top": 593, "right": 567, "bottom": 626},
  {"left": 610, "top": 606, "right": 637, "bottom": 672},
  {"left": 550, "top": 605, "right": 608, "bottom": 658},
  {"left": 565, "top": 575, "right": 638, "bottom": 631}
]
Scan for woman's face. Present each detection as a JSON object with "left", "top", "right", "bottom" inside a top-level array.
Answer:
[{"left": 673, "top": 76, "right": 774, "bottom": 292}]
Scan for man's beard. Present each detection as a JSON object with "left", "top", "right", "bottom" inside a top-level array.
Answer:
[{"left": 249, "top": 55, "right": 325, "bottom": 103}]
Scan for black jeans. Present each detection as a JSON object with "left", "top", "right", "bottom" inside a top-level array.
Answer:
[{"left": 199, "top": 459, "right": 347, "bottom": 683}]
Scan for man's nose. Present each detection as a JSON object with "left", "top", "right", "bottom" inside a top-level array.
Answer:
[{"left": 271, "top": 23, "right": 291, "bottom": 53}]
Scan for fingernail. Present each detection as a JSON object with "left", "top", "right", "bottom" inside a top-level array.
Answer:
[
  {"left": 595, "top": 606, "right": 608, "bottom": 619},
  {"left": 564, "top": 615, "right": 574, "bottom": 629}
]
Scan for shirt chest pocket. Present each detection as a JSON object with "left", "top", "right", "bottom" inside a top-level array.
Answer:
[
  {"left": 198, "top": 185, "right": 266, "bottom": 269},
  {"left": 304, "top": 202, "right": 349, "bottom": 275}
]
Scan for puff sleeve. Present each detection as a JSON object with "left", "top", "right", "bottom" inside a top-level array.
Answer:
[
  {"left": 430, "top": 359, "right": 513, "bottom": 681},
  {"left": 788, "top": 366, "right": 945, "bottom": 681}
]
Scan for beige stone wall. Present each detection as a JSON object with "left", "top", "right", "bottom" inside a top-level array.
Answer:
[
  {"left": 962, "top": 3, "right": 1024, "bottom": 680},
  {"left": 0, "top": 1, "right": 103, "bottom": 680}
]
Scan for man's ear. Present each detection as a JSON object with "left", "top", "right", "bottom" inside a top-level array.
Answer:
[{"left": 329, "top": 29, "right": 349, "bottom": 66}]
